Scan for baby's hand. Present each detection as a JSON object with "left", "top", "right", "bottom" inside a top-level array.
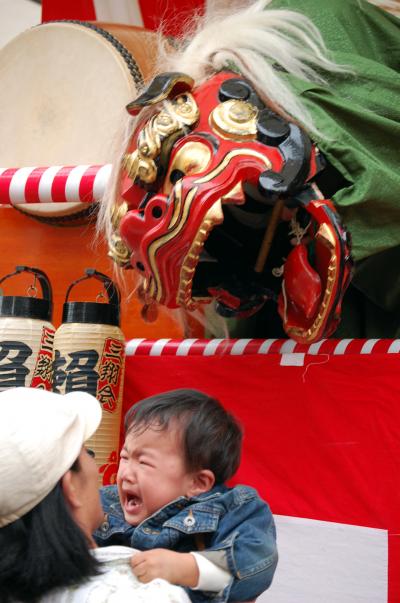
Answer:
[{"left": 131, "top": 549, "right": 199, "bottom": 587}]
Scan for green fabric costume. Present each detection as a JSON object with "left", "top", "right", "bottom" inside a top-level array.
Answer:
[
  {"left": 270, "top": 0, "right": 400, "bottom": 262},
  {"left": 230, "top": 0, "right": 400, "bottom": 337}
]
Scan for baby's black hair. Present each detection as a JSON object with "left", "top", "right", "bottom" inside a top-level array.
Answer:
[{"left": 124, "top": 388, "right": 243, "bottom": 484}]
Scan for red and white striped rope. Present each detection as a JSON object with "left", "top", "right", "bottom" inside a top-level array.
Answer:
[
  {"left": 0, "top": 164, "right": 111, "bottom": 205},
  {"left": 125, "top": 338, "right": 400, "bottom": 356}
]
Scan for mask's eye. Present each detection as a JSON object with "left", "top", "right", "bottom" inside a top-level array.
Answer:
[
  {"left": 86, "top": 448, "right": 95, "bottom": 458},
  {"left": 163, "top": 141, "right": 212, "bottom": 194}
]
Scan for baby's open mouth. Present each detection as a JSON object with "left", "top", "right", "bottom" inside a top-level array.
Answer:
[{"left": 126, "top": 494, "right": 142, "bottom": 512}]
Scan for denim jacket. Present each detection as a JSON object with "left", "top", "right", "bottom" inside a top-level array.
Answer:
[{"left": 94, "top": 484, "right": 278, "bottom": 603}]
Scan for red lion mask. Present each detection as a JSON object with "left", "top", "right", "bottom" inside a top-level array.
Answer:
[{"left": 109, "top": 71, "right": 352, "bottom": 343}]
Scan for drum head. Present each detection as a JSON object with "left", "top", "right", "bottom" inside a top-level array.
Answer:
[{"left": 0, "top": 21, "right": 158, "bottom": 224}]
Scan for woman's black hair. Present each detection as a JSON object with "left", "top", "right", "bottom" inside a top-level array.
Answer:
[
  {"left": 0, "top": 458, "right": 99, "bottom": 602},
  {"left": 124, "top": 388, "right": 243, "bottom": 484}
]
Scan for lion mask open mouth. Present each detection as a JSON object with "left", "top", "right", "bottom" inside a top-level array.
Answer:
[{"left": 109, "top": 72, "right": 352, "bottom": 343}]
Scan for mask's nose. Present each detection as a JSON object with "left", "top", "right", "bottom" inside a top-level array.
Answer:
[{"left": 119, "top": 192, "right": 169, "bottom": 272}]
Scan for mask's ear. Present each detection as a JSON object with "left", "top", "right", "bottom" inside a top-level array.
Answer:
[
  {"left": 126, "top": 72, "right": 194, "bottom": 116},
  {"left": 61, "top": 470, "right": 82, "bottom": 510},
  {"left": 186, "top": 469, "right": 215, "bottom": 498}
]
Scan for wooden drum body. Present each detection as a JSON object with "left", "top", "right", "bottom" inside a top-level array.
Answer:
[{"left": 0, "top": 21, "right": 158, "bottom": 223}]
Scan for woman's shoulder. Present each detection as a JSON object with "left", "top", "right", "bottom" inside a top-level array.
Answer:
[
  {"left": 39, "top": 547, "right": 190, "bottom": 602},
  {"left": 92, "top": 544, "right": 139, "bottom": 562}
]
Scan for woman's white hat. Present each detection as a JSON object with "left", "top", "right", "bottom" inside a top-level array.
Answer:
[{"left": 0, "top": 387, "right": 102, "bottom": 527}]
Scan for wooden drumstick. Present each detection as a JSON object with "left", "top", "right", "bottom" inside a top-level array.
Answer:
[{"left": 254, "top": 197, "right": 285, "bottom": 273}]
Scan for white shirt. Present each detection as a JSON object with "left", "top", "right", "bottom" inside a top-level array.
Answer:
[{"left": 38, "top": 546, "right": 191, "bottom": 603}]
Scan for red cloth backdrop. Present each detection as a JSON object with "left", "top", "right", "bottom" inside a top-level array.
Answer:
[{"left": 123, "top": 339, "right": 400, "bottom": 602}]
